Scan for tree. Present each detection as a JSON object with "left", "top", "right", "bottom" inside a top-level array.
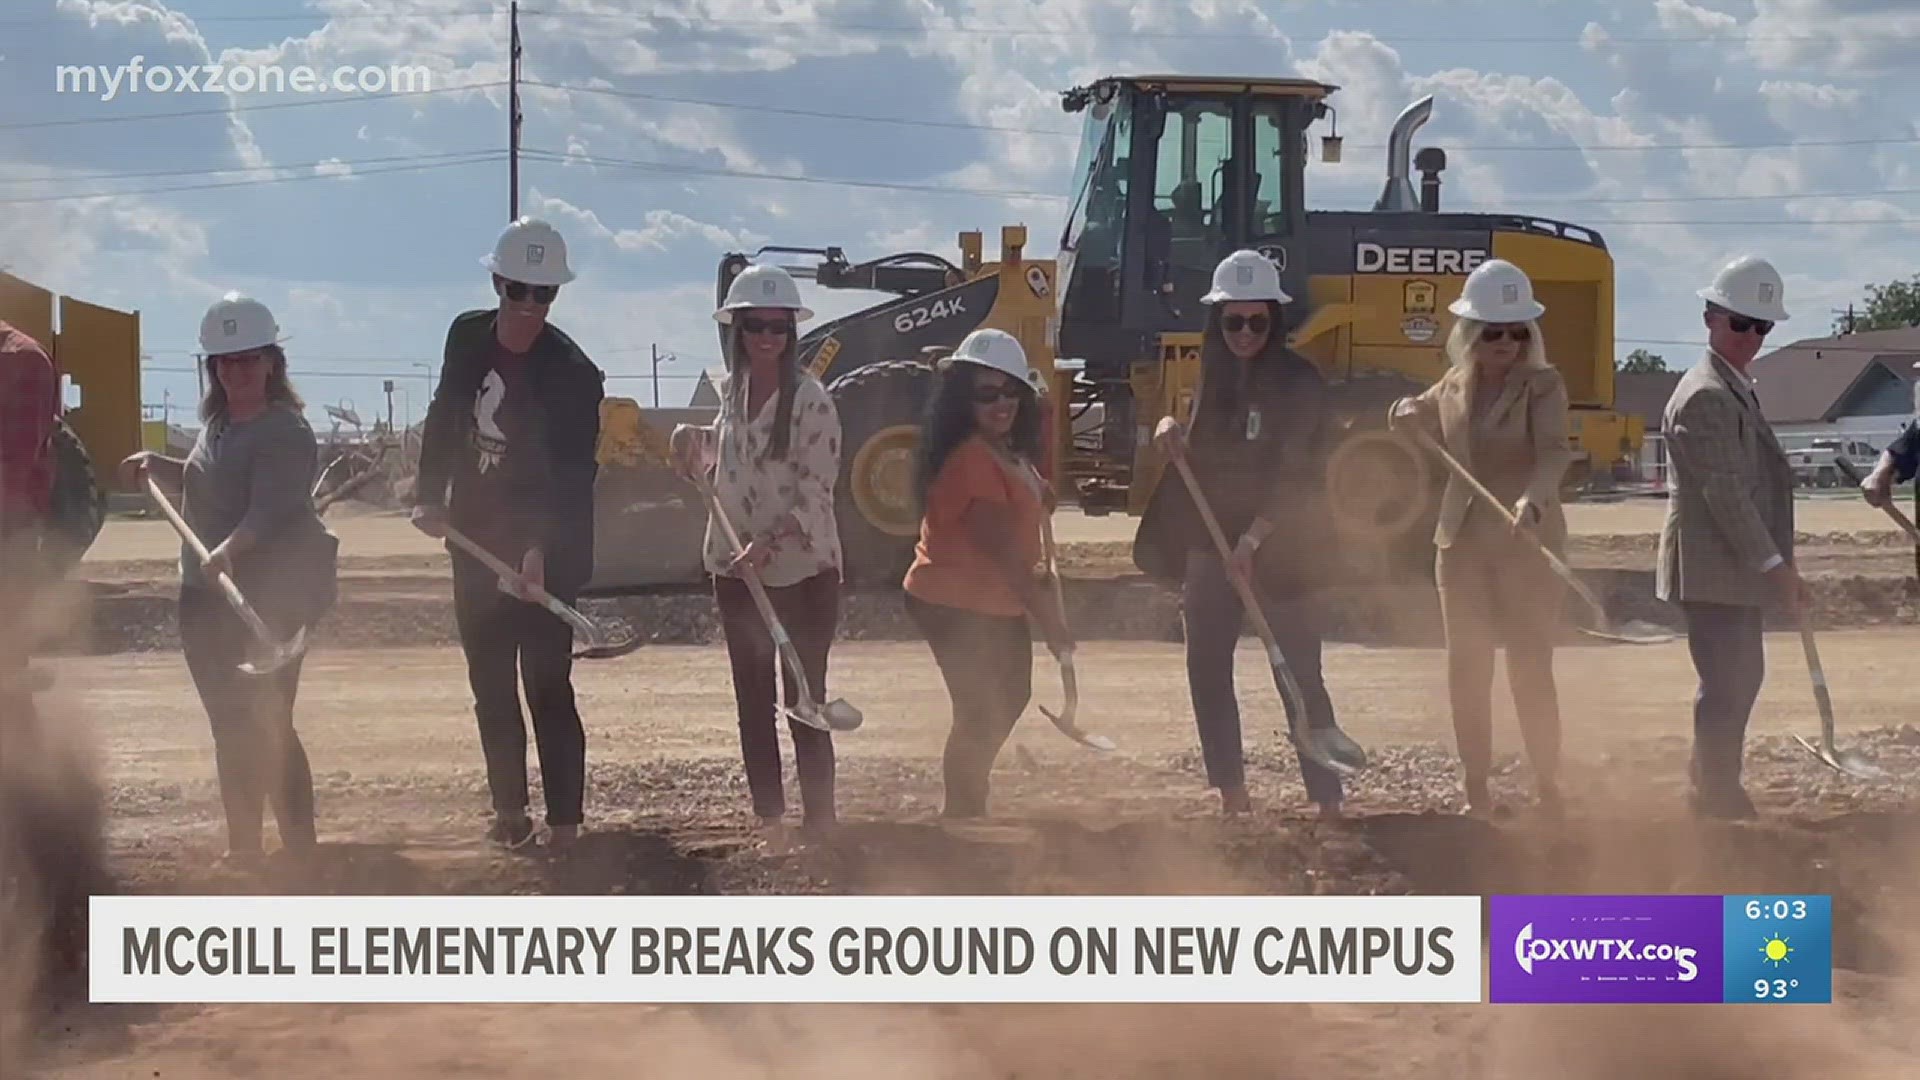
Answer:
[
  {"left": 1617, "top": 348, "right": 1668, "bottom": 373},
  {"left": 1835, "top": 274, "right": 1920, "bottom": 333}
]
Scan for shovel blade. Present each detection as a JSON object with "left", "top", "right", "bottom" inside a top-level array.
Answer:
[
  {"left": 1791, "top": 734, "right": 1885, "bottom": 779},
  {"left": 778, "top": 704, "right": 835, "bottom": 733},
  {"left": 572, "top": 632, "right": 646, "bottom": 660},
  {"left": 821, "top": 699, "right": 864, "bottom": 732},
  {"left": 1579, "top": 619, "right": 1679, "bottom": 646},
  {"left": 238, "top": 627, "right": 308, "bottom": 676},
  {"left": 1038, "top": 706, "right": 1117, "bottom": 752}
]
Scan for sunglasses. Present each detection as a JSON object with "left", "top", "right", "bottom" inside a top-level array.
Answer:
[
  {"left": 499, "top": 280, "right": 559, "bottom": 303},
  {"left": 1727, "top": 314, "right": 1773, "bottom": 336},
  {"left": 1222, "top": 313, "right": 1270, "bottom": 334},
  {"left": 1480, "top": 324, "right": 1532, "bottom": 343},
  {"left": 737, "top": 316, "right": 792, "bottom": 336},
  {"left": 970, "top": 383, "right": 1023, "bottom": 405},
  {"left": 209, "top": 348, "right": 270, "bottom": 364}
]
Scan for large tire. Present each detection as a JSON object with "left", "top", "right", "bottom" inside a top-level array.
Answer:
[
  {"left": 828, "top": 359, "right": 936, "bottom": 588},
  {"left": 43, "top": 418, "right": 105, "bottom": 573}
]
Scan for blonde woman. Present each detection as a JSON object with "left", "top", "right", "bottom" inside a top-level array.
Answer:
[{"left": 1391, "top": 259, "right": 1572, "bottom": 818}]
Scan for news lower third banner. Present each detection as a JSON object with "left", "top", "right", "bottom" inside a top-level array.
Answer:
[
  {"left": 91, "top": 895, "right": 1481, "bottom": 1004},
  {"left": 1488, "top": 894, "right": 1833, "bottom": 1004}
]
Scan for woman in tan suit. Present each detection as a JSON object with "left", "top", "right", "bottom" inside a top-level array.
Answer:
[{"left": 1391, "top": 259, "right": 1572, "bottom": 818}]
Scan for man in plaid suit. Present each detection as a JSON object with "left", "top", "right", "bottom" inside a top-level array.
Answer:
[{"left": 1656, "top": 255, "right": 1807, "bottom": 820}]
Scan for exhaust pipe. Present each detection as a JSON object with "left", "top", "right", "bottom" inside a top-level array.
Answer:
[{"left": 1373, "top": 95, "right": 1434, "bottom": 213}]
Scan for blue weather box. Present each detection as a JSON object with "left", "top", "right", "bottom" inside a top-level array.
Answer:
[{"left": 1722, "top": 895, "right": 1833, "bottom": 1004}]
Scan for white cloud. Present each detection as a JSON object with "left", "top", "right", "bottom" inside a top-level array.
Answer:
[
  {"left": 0, "top": 173, "right": 214, "bottom": 303},
  {"left": 52, "top": 0, "right": 268, "bottom": 169},
  {"left": 527, "top": 190, "right": 768, "bottom": 257},
  {"left": 313, "top": 157, "right": 355, "bottom": 177},
  {"left": 1653, "top": 0, "right": 1740, "bottom": 36},
  {"left": 1746, "top": 0, "right": 1920, "bottom": 74}
]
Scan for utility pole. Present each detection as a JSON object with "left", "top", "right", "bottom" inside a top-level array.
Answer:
[
  {"left": 383, "top": 379, "right": 395, "bottom": 436},
  {"left": 651, "top": 343, "right": 660, "bottom": 407},
  {"left": 508, "top": 1, "right": 522, "bottom": 219},
  {"left": 1832, "top": 304, "right": 1857, "bottom": 334}
]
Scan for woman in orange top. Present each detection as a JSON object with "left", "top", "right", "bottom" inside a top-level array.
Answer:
[{"left": 903, "top": 329, "right": 1072, "bottom": 819}]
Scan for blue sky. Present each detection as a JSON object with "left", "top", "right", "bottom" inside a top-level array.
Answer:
[{"left": 4, "top": 0, "right": 1917, "bottom": 433}]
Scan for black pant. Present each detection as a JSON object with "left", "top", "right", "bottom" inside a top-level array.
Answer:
[
  {"left": 1181, "top": 548, "right": 1344, "bottom": 807},
  {"left": 713, "top": 570, "right": 840, "bottom": 823},
  {"left": 179, "top": 586, "right": 315, "bottom": 853},
  {"left": 905, "top": 592, "right": 1033, "bottom": 818},
  {"left": 1682, "top": 600, "right": 1766, "bottom": 796},
  {"left": 452, "top": 555, "right": 586, "bottom": 827}
]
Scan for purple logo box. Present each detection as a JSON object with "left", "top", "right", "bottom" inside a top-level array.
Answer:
[{"left": 1489, "top": 895, "right": 1725, "bottom": 1003}]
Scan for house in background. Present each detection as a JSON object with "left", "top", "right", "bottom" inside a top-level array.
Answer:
[
  {"left": 1614, "top": 369, "right": 1684, "bottom": 483},
  {"left": 1751, "top": 326, "right": 1918, "bottom": 486},
  {"left": 1752, "top": 324, "right": 1917, "bottom": 424}
]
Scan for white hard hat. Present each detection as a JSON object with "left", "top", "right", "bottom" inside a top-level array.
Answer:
[
  {"left": 1696, "top": 254, "right": 1789, "bottom": 322},
  {"left": 715, "top": 262, "right": 813, "bottom": 324},
  {"left": 198, "top": 292, "right": 284, "bottom": 355},
  {"left": 1449, "top": 258, "right": 1545, "bottom": 322},
  {"left": 1201, "top": 249, "right": 1291, "bottom": 305},
  {"left": 482, "top": 216, "right": 576, "bottom": 286},
  {"left": 946, "top": 328, "right": 1046, "bottom": 393}
]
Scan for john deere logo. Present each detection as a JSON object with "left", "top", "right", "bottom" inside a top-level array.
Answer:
[
  {"left": 222, "top": 318, "right": 237, "bottom": 335},
  {"left": 1403, "top": 280, "right": 1436, "bottom": 314},
  {"left": 526, "top": 242, "right": 545, "bottom": 264},
  {"left": 1759, "top": 283, "right": 1775, "bottom": 302},
  {"left": 1502, "top": 283, "right": 1520, "bottom": 304},
  {"left": 1236, "top": 264, "right": 1255, "bottom": 285},
  {"left": 762, "top": 278, "right": 777, "bottom": 297}
]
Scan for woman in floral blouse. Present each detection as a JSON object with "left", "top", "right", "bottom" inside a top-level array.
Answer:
[{"left": 671, "top": 264, "right": 844, "bottom": 843}]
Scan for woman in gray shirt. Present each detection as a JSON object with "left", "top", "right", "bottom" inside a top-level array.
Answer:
[{"left": 121, "top": 294, "right": 337, "bottom": 867}]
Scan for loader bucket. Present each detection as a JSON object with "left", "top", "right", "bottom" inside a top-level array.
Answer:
[{"left": 585, "top": 400, "right": 722, "bottom": 593}]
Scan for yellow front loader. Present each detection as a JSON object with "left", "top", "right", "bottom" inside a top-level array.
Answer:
[{"left": 583, "top": 75, "right": 1641, "bottom": 593}]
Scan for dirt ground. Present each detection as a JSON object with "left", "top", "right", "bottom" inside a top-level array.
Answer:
[
  {"left": 8, "top": 493, "right": 1920, "bottom": 1077},
  {"left": 75, "top": 494, "right": 1916, "bottom": 568},
  {"left": 15, "top": 629, "right": 1920, "bottom": 1077}
]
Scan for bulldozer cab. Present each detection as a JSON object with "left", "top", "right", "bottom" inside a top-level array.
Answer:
[{"left": 1057, "top": 76, "right": 1333, "bottom": 354}]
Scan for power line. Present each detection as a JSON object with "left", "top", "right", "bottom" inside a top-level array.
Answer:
[
  {"left": 522, "top": 147, "right": 1920, "bottom": 224},
  {"left": 519, "top": 147, "right": 1064, "bottom": 201},
  {"left": 143, "top": 341, "right": 688, "bottom": 361},
  {"left": 0, "top": 149, "right": 503, "bottom": 186},
  {"left": 522, "top": 79, "right": 1073, "bottom": 138},
  {"left": 517, "top": 10, "right": 1904, "bottom": 47},
  {"left": 0, "top": 81, "right": 507, "bottom": 131},
  {"left": 0, "top": 155, "right": 501, "bottom": 205},
  {"left": 145, "top": 365, "right": 705, "bottom": 382},
  {"left": 526, "top": 78, "right": 1920, "bottom": 152},
  {"left": 1617, "top": 337, "right": 1920, "bottom": 353},
  {"left": 0, "top": 6, "right": 1901, "bottom": 46}
]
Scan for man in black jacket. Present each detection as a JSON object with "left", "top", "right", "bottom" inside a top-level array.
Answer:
[{"left": 412, "top": 217, "right": 604, "bottom": 853}]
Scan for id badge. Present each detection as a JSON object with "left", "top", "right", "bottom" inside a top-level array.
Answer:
[{"left": 1245, "top": 408, "right": 1263, "bottom": 441}]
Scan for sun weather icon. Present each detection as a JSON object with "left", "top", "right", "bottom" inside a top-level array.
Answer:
[{"left": 1760, "top": 934, "right": 1794, "bottom": 968}]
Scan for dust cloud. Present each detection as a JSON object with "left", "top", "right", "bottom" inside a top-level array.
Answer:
[{"left": 0, "top": 547, "right": 110, "bottom": 1077}]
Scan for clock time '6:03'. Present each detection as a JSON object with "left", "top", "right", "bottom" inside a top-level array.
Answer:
[{"left": 1746, "top": 899, "right": 1809, "bottom": 921}]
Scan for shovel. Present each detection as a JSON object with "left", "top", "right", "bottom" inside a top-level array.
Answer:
[
  {"left": 1834, "top": 457, "right": 1920, "bottom": 544},
  {"left": 144, "top": 476, "right": 307, "bottom": 676},
  {"left": 694, "top": 475, "right": 862, "bottom": 733},
  {"left": 1167, "top": 449, "right": 1367, "bottom": 776},
  {"left": 1033, "top": 501, "right": 1116, "bottom": 752},
  {"left": 1788, "top": 616, "right": 1883, "bottom": 779},
  {"left": 1407, "top": 427, "right": 1676, "bottom": 646},
  {"left": 442, "top": 527, "right": 644, "bottom": 660}
]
